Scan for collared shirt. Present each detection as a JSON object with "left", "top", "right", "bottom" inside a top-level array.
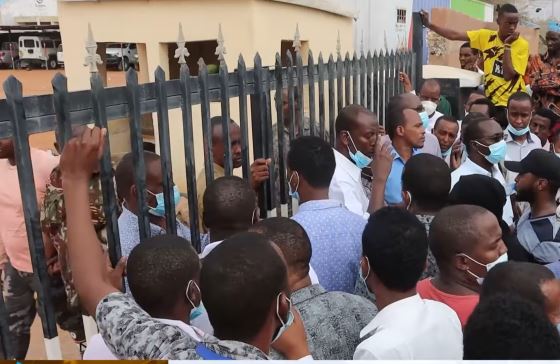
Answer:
[
  {"left": 96, "top": 292, "right": 269, "bottom": 360},
  {"left": 504, "top": 130, "right": 542, "bottom": 184},
  {"left": 516, "top": 210, "right": 560, "bottom": 264},
  {"left": 329, "top": 148, "right": 369, "bottom": 218},
  {"left": 271, "top": 284, "right": 377, "bottom": 360},
  {"left": 451, "top": 158, "right": 514, "bottom": 226},
  {"left": 292, "top": 200, "right": 366, "bottom": 293},
  {"left": 84, "top": 317, "right": 204, "bottom": 359},
  {"left": 118, "top": 206, "right": 191, "bottom": 258},
  {"left": 385, "top": 148, "right": 419, "bottom": 205},
  {"left": 353, "top": 294, "right": 463, "bottom": 360}
]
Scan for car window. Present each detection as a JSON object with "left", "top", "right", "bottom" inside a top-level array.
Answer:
[{"left": 23, "top": 39, "right": 35, "bottom": 48}]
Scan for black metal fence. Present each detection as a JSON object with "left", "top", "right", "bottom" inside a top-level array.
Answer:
[{"left": 0, "top": 46, "right": 419, "bottom": 359}]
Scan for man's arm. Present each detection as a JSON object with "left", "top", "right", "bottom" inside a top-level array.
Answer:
[
  {"left": 420, "top": 10, "right": 469, "bottom": 41},
  {"left": 368, "top": 140, "right": 393, "bottom": 214},
  {"left": 502, "top": 32, "right": 521, "bottom": 81}
]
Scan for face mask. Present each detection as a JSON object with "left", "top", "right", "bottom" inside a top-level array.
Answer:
[
  {"left": 506, "top": 123, "right": 530, "bottom": 137},
  {"left": 359, "top": 256, "right": 374, "bottom": 295},
  {"left": 441, "top": 148, "right": 452, "bottom": 158},
  {"left": 288, "top": 171, "right": 300, "bottom": 201},
  {"left": 190, "top": 302, "right": 206, "bottom": 321},
  {"left": 458, "top": 252, "right": 508, "bottom": 285},
  {"left": 345, "top": 131, "right": 373, "bottom": 169},
  {"left": 272, "top": 293, "right": 294, "bottom": 343},
  {"left": 474, "top": 140, "right": 507, "bottom": 165},
  {"left": 418, "top": 111, "right": 430, "bottom": 130},
  {"left": 421, "top": 100, "right": 438, "bottom": 116},
  {"left": 186, "top": 280, "right": 202, "bottom": 320},
  {"left": 147, "top": 185, "right": 181, "bottom": 217},
  {"left": 404, "top": 191, "right": 413, "bottom": 210}
]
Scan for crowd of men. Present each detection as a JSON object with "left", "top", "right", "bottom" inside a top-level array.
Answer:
[{"left": 1, "top": 2, "right": 560, "bottom": 360}]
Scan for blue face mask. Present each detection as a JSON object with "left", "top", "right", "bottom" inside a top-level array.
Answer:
[
  {"left": 474, "top": 140, "right": 507, "bottom": 165},
  {"left": 190, "top": 302, "right": 206, "bottom": 321},
  {"left": 272, "top": 293, "right": 294, "bottom": 343},
  {"left": 419, "top": 111, "right": 430, "bottom": 130},
  {"left": 147, "top": 185, "right": 181, "bottom": 217},
  {"left": 288, "top": 171, "right": 300, "bottom": 201},
  {"left": 186, "top": 280, "right": 203, "bottom": 321},
  {"left": 506, "top": 123, "right": 530, "bottom": 137},
  {"left": 344, "top": 131, "right": 373, "bottom": 169}
]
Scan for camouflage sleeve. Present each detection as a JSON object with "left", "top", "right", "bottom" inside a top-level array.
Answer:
[
  {"left": 41, "top": 187, "right": 64, "bottom": 231},
  {"left": 96, "top": 292, "right": 199, "bottom": 359}
]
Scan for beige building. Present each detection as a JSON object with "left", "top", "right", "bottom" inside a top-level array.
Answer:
[{"left": 57, "top": 0, "right": 355, "bottom": 191}]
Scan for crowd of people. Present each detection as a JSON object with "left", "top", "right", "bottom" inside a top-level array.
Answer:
[{"left": 1, "top": 2, "right": 560, "bottom": 360}]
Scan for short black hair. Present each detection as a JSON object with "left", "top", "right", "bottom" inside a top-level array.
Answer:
[
  {"left": 535, "top": 108, "right": 560, "bottom": 129},
  {"left": 507, "top": 91, "right": 532, "bottom": 108},
  {"left": 464, "top": 294, "right": 560, "bottom": 359},
  {"left": 202, "top": 176, "right": 256, "bottom": 231},
  {"left": 480, "top": 261, "right": 554, "bottom": 310},
  {"left": 210, "top": 116, "right": 236, "bottom": 131},
  {"left": 127, "top": 235, "right": 200, "bottom": 317},
  {"left": 115, "top": 151, "right": 161, "bottom": 200},
  {"left": 497, "top": 3, "right": 519, "bottom": 17},
  {"left": 433, "top": 115, "right": 459, "bottom": 130},
  {"left": 201, "top": 232, "right": 287, "bottom": 341},
  {"left": 287, "top": 136, "right": 335, "bottom": 188},
  {"left": 386, "top": 94, "right": 409, "bottom": 139},
  {"left": 362, "top": 207, "right": 427, "bottom": 292},
  {"left": 249, "top": 217, "right": 311, "bottom": 276},
  {"left": 335, "top": 104, "right": 374, "bottom": 134},
  {"left": 463, "top": 116, "right": 495, "bottom": 154},
  {"left": 460, "top": 42, "right": 480, "bottom": 55},
  {"left": 420, "top": 79, "right": 441, "bottom": 92},
  {"left": 469, "top": 98, "right": 496, "bottom": 118},
  {"left": 402, "top": 154, "right": 451, "bottom": 211},
  {"left": 429, "top": 205, "right": 491, "bottom": 270}
]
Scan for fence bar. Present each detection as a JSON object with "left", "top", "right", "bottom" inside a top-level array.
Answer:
[
  {"left": 366, "top": 51, "right": 373, "bottom": 112},
  {"left": 219, "top": 63, "right": 233, "bottom": 176},
  {"left": 336, "top": 54, "right": 343, "bottom": 115},
  {"left": 379, "top": 51, "right": 386, "bottom": 125},
  {"left": 90, "top": 73, "right": 121, "bottom": 267},
  {"left": 344, "top": 53, "right": 351, "bottom": 106},
  {"left": 154, "top": 67, "right": 177, "bottom": 234},
  {"left": 360, "top": 53, "right": 367, "bottom": 107},
  {"left": 328, "top": 55, "right": 336, "bottom": 147},
  {"left": 263, "top": 71, "right": 277, "bottom": 212},
  {"left": 396, "top": 51, "right": 403, "bottom": 95},
  {"left": 307, "top": 50, "right": 316, "bottom": 137},
  {"left": 373, "top": 51, "right": 379, "bottom": 117},
  {"left": 388, "top": 51, "right": 394, "bottom": 100},
  {"left": 3, "top": 76, "right": 60, "bottom": 358},
  {"left": 199, "top": 60, "right": 214, "bottom": 187},
  {"left": 125, "top": 69, "right": 151, "bottom": 241},
  {"left": 296, "top": 51, "right": 305, "bottom": 135},
  {"left": 412, "top": 12, "right": 424, "bottom": 92},
  {"left": 286, "top": 51, "right": 296, "bottom": 141},
  {"left": 274, "top": 53, "right": 287, "bottom": 206},
  {"left": 179, "top": 64, "right": 201, "bottom": 252},
  {"left": 51, "top": 73, "right": 71, "bottom": 150},
  {"left": 317, "top": 53, "right": 326, "bottom": 140},
  {"left": 237, "top": 55, "right": 250, "bottom": 180},
  {"left": 353, "top": 52, "right": 359, "bottom": 105}
]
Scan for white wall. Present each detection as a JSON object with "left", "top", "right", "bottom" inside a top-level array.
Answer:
[
  {"left": 354, "top": 0, "right": 414, "bottom": 53},
  {"left": 0, "top": 0, "right": 57, "bottom": 25}
]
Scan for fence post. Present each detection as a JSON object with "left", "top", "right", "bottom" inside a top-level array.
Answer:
[
  {"left": 3, "top": 76, "right": 61, "bottom": 359},
  {"left": 198, "top": 59, "right": 214, "bottom": 188},
  {"left": 307, "top": 50, "right": 316, "bottom": 137},
  {"left": 317, "top": 53, "right": 326, "bottom": 140},
  {"left": 51, "top": 73, "right": 72, "bottom": 150},
  {"left": 237, "top": 55, "right": 250, "bottom": 180},
  {"left": 328, "top": 55, "right": 336, "bottom": 147},
  {"left": 344, "top": 52, "right": 351, "bottom": 106},
  {"left": 218, "top": 62, "right": 233, "bottom": 176},
  {"left": 274, "top": 53, "right": 287, "bottom": 208},
  {"left": 352, "top": 52, "right": 359, "bottom": 105},
  {"left": 412, "top": 12, "right": 424, "bottom": 92}
]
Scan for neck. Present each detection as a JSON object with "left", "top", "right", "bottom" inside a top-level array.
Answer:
[
  {"left": 290, "top": 274, "right": 312, "bottom": 293},
  {"left": 335, "top": 141, "right": 351, "bottom": 161},
  {"left": 469, "top": 154, "right": 494, "bottom": 173},
  {"left": 210, "top": 227, "right": 247, "bottom": 243},
  {"left": 512, "top": 133, "right": 527, "bottom": 143},
  {"left": 530, "top": 196, "right": 558, "bottom": 218},
  {"left": 392, "top": 139, "right": 413, "bottom": 161},
  {"left": 432, "top": 272, "right": 479, "bottom": 296},
  {"left": 299, "top": 188, "right": 329, "bottom": 204},
  {"left": 409, "top": 204, "right": 439, "bottom": 216},
  {"left": 375, "top": 285, "right": 417, "bottom": 311}
]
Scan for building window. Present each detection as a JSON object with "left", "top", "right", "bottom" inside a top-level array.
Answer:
[{"left": 397, "top": 9, "right": 407, "bottom": 24}]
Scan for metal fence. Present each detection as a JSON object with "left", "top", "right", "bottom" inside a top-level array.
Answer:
[{"left": 0, "top": 18, "right": 423, "bottom": 360}]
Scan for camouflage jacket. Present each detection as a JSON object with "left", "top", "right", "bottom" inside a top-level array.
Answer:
[{"left": 41, "top": 166, "right": 115, "bottom": 310}]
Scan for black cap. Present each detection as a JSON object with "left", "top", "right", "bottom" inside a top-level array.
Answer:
[{"left": 504, "top": 149, "right": 560, "bottom": 182}]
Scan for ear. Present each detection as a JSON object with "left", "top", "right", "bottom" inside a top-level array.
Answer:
[
  {"left": 537, "top": 178, "right": 548, "bottom": 192},
  {"left": 276, "top": 292, "right": 291, "bottom": 323},
  {"left": 186, "top": 281, "right": 201, "bottom": 308},
  {"left": 129, "top": 184, "right": 137, "bottom": 200},
  {"left": 396, "top": 125, "right": 405, "bottom": 137},
  {"left": 402, "top": 190, "right": 411, "bottom": 208},
  {"left": 339, "top": 131, "right": 350, "bottom": 147},
  {"left": 454, "top": 254, "right": 470, "bottom": 272}
]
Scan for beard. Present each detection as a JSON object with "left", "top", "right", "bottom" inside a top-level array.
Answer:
[{"left": 515, "top": 188, "right": 535, "bottom": 203}]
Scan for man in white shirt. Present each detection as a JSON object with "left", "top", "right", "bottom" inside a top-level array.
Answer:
[
  {"left": 354, "top": 207, "right": 462, "bottom": 360},
  {"left": 83, "top": 235, "right": 207, "bottom": 359},
  {"left": 419, "top": 79, "right": 444, "bottom": 132},
  {"left": 503, "top": 92, "right": 542, "bottom": 185},
  {"left": 432, "top": 115, "right": 460, "bottom": 168},
  {"left": 451, "top": 117, "right": 514, "bottom": 226}
]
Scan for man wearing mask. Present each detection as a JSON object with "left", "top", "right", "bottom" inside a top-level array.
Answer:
[
  {"left": 451, "top": 117, "right": 514, "bottom": 226},
  {"left": 504, "top": 92, "right": 542, "bottom": 185},
  {"left": 505, "top": 149, "right": 560, "bottom": 264},
  {"left": 418, "top": 79, "right": 444, "bottom": 132}
]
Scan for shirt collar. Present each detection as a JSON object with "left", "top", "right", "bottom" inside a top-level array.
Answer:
[
  {"left": 121, "top": 206, "right": 166, "bottom": 235},
  {"left": 462, "top": 158, "right": 499, "bottom": 178},
  {"left": 360, "top": 294, "right": 423, "bottom": 338},
  {"left": 333, "top": 148, "right": 361, "bottom": 183},
  {"left": 297, "top": 199, "right": 343, "bottom": 213},
  {"left": 504, "top": 130, "right": 536, "bottom": 144},
  {"left": 291, "top": 284, "right": 327, "bottom": 306},
  {"left": 391, "top": 147, "right": 418, "bottom": 162}
]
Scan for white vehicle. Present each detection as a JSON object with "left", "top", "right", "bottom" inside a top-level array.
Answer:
[
  {"left": 18, "top": 36, "right": 60, "bottom": 69},
  {"left": 106, "top": 43, "right": 138, "bottom": 71},
  {"left": 57, "top": 44, "right": 64, "bottom": 67}
]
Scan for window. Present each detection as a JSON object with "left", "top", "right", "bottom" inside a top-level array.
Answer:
[
  {"left": 397, "top": 9, "right": 407, "bottom": 24},
  {"left": 23, "top": 39, "right": 35, "bottom": 48},
  {"left": 129, "top": 43, "right": 137, "bottom": 50}
]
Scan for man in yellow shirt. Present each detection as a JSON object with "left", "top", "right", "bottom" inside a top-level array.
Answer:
[{"left": 420, "top": 4, "right": 529, "bottom": 129}]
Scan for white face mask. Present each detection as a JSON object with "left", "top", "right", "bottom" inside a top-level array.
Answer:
[
  {"left": 458, "top": 252, "right": 508, "bottom": 285},
  {"left": 421, "top": 100, "right": 438, "bottom": 116}
]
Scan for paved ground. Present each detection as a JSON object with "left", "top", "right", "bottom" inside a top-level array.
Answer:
[{"left": 0, "top": 69, "right": 130, "bottom": 359}]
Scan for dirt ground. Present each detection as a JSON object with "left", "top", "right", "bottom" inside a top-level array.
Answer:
[{"left": 0, "top": 69, "right": 130, "bottom": 359}]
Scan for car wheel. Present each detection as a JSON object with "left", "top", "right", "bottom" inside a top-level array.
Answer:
[{"left": 49, "top": 58, "right": 58, "bottom": 69}]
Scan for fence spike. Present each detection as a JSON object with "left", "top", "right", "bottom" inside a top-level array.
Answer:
[
  {"left": 293, "top": 23, "right": 301, "bottom": 53},
  {"left": 84, "top": 23, "right": 102, "bottom": 73},
  {"left": 215, "top": 23, "right": 227, "bottom": 65},
  {"left": 175, "top": 23, "right": 190, "bottom": 65}
]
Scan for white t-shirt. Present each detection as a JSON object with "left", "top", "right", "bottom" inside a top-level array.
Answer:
[{"left": 329, "top": 148, "right": 369, "bottom": 219}]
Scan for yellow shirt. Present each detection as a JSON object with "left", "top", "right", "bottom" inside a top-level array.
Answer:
[{"left": 467, "top": 29, "right": 529, "bottom": 107}]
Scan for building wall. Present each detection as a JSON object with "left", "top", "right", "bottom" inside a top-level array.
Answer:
[
  {"left": 0, "top": 0, "right": 57, "bottom": 25},
  {"left": 57, "top": 0, "right": 353, "bottom": 191},
  {"left": 450, "top": 0, "right": 489, "bottom": 21}
]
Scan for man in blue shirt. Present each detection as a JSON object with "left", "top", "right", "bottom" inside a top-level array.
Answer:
[
  {"left": 384, "top": 93, "right": 427, "bottom": 205},
  {"left": 288, "top": 136, "right": 366, "bottom": 293}
]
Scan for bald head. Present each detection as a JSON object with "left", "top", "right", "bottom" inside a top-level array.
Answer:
[
  {"left": 419, "top": 79, "right": 441, "bottom": 103},
  {"left": 335, "top": 104, "right": 376, "bottom": 134}
]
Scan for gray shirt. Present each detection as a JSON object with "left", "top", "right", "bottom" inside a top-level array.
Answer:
[{"left": 272, "top": 284, "right": 377, "bottom": 360}]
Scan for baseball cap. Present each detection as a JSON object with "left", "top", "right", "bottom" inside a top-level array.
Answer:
[{"left": 504, "top": 149, "right": 560, "bottom": 182}]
